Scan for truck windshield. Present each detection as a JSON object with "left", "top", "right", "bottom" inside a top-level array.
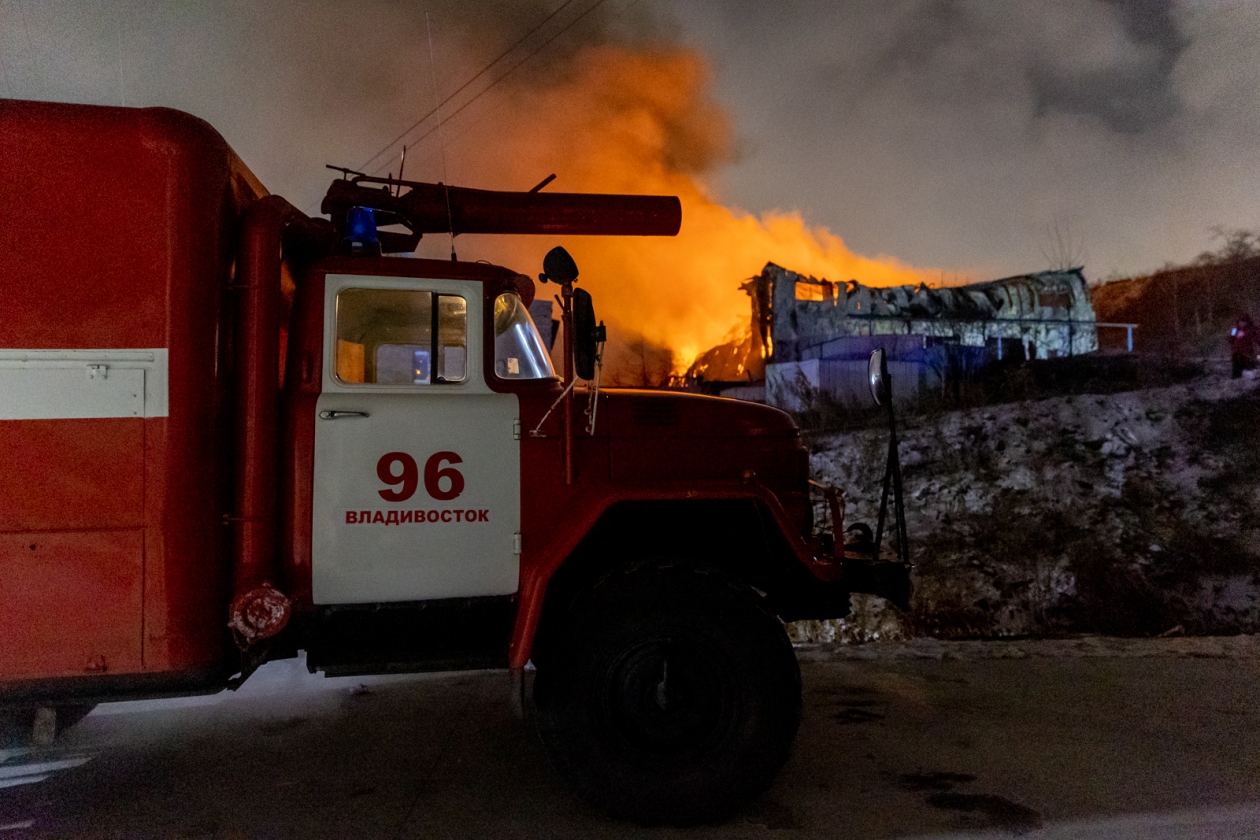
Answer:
[{"left": 494, "top": 293, "right": 556, "bottom": 380}]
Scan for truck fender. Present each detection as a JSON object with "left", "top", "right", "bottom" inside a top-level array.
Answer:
[{"left": 507, "top": 481, "right": 837, "bottom": 670}]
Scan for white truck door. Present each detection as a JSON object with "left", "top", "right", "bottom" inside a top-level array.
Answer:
[{"left": 311, "top": 274, "right": 520, "bottom": 605}]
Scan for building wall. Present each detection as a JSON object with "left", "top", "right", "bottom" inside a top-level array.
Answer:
[
  {"left": 763, "top": 263, "right": 1099, "bottom": 365},
  {"left": 754, "top": 263, "right": 1099, "bottom": 409},
  {"left": 766, "top": 358, "right": 932, "bottom": 411}
]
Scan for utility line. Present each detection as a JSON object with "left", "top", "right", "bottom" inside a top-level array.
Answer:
[
  {"left": 114, "top": 1, "right": 127, "bottom": 106},
  {"left": 0, "top": 35, "right": 12, "bottom": 97},
  {"left": 364, "top": 0, "right": 613, "bottom": 177},
  {"left": 355, "top": 0, "right": 578, "bottom": 174},
  {"left": 15, "top": 0, "right": 37, "bottom": 92}
]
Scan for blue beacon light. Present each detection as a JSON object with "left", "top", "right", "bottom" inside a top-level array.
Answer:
[{"left": 345, "top": 206, "right": 379, "bottom": 250}]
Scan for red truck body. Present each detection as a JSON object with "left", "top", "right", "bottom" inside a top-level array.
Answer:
[
  {"left": 0, "top": 101, "right": 263, "bottom": 691},
  {"left": 1, "top": 98, "right": 912, "bottom": 823}
]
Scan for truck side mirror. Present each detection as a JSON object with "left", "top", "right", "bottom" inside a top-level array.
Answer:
[
  {"left": 540, "top": 246, "right": 579, "bottom": 284},
  {"left": 868, "top": 348, "right": 890, "bottom": 406},
  {"left": 573, "top": 288, "right": 604, "bottom": 380}
]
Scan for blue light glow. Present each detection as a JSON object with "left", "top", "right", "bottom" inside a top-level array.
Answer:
[{"left": 345, "top": 206, "right": 379, "bottom": 249}]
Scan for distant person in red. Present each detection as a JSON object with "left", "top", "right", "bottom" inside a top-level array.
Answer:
[{"left": 1230, "top": 315, "right": 1258, "bottom": 378}]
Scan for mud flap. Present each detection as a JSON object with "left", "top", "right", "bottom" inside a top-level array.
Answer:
[{"left": 842, "top": 558, "right": 913, "bottom": 612}]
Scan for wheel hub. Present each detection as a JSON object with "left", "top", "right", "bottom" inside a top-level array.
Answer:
[{"left": 601, "top": 636, "right": 736, "bottom": 759}]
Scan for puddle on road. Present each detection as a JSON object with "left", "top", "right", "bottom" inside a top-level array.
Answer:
[
  {"left": 741, "top": 797, "right": 799, "bottom": 831},
  {"left": 815, "top": 684, "right": 889, "bottom": 723},
  {"left": 0, "top": 753, "right": 91, "bottom": 789},
  {"left": 899, "top": 771, "right": 1043, "bottom": 834},
  {"left": 928, "top": 792, "right": 1044, "bottom": 833},
  {"left": 258, "top": 716, "right": 309, "bottom": 736},
  {"left": 898, "top": 771, "right": 977, "bottom": 791},
  {"left": 0, "top": 752, "right": 94, "bottom": 838},
  {"left": 0, "top": 820, "right": 35, "bottom": 833},
  {"left": 831, "top": 708, "right": 885, "bottom": 724}
]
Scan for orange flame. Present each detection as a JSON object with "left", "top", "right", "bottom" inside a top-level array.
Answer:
[{"left": 446, "top": 46, "right": 937, "bottom": 377}]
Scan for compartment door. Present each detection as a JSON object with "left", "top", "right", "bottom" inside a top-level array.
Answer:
[{"left": 0, "top": 349, "right": 163, "bottom": 679}]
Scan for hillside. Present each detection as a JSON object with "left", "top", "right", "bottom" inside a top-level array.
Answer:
[
  {"left": 791, "top": 374, "right": 1260, "bottom": 644},
  {"left": 1091, "top": 254, "right": 1260, "bottom": 357}
]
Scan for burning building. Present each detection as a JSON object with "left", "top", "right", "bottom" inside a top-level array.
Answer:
[{"left": 691, "top": 262, "right": 1099, "bottom": 408}]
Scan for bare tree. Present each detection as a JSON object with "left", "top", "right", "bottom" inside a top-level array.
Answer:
[
  {"left": 1196, "top": 226, "right": 1260, "bottom": 265},
  {"left": 1039, "top": 216, "right": 1086, "bottom": 271}
]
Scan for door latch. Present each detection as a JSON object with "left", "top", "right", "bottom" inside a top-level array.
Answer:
[{"left": 318, "top": 410, "right": 370, "bottom": 420}]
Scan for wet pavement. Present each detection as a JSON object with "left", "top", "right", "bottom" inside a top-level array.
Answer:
[{"left": 2, "top": 636, "right": 1259, "bottom": 839}]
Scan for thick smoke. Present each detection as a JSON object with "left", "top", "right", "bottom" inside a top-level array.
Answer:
[
  {"left": 669, "top": 0, "right": 1260, "bottom": 278},
  {"left": 0, "top": 1, "right": 934, "bottom": 377},
  {"left": 5, "top": 0, "right": 1260, "bottom": 370},
  {"left": 443, "top": 45, "right": 931, "bottom": 376}
]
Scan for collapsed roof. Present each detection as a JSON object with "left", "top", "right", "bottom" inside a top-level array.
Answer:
[
  {"left": 689, "top": 263, "right": 1100, "bottom": 385},
  {"left": 761, "top": 262, "right": 1099, "bottom": 365}
]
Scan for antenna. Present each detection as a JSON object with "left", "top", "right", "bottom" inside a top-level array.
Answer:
[
  {"left": 115, "top": 8, "right": 127, "bottom": 106},
  {"left": 396, "top": 145, "right": 407, "bottom": 197},
  {"left": 426, "top": 12, "right": 457, "bottom": 262}
]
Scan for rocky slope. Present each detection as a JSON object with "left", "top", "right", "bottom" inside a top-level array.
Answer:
[{"left": 790, "top": 375, "right": 1260, "bottom": 643}]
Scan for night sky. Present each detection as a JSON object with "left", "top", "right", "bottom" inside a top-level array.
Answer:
[{"left": 3, "top": 0, "right": 1258, "bottom": 283}]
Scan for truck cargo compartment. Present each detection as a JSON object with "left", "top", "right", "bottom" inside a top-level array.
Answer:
[{"left": 0, "top": 529, "right": 144, "bottom": 679}]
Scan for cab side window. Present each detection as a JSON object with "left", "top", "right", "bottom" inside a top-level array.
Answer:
[
  {"left": 436, "top": 294, "right": 468, "bottom": 382},
  {"left": 335, "top": 288, "right": 467, "bottom": 385}
]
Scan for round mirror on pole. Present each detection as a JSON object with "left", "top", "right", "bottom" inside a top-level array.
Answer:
[{"left": 868, "top": 348, "right": 890, "bottom": 406}]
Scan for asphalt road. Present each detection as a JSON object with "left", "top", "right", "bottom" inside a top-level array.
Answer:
[{"left": 2, "top": 636, "right": 1259, "bottom": 839}]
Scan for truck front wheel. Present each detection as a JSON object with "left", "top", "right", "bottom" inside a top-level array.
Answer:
[{"left": 533, "top": 565, "right": 801, "bottom": 825}]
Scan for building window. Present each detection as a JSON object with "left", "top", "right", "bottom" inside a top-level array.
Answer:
[
  {"left": 795, "top": 281, "right": 831, "bottom": 302},
  {"left": 1037, "top": 290, "right": 1072, "bottom": 311}
]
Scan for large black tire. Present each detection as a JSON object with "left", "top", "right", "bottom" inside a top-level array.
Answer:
[{"left": 533, "top": 565, "right": 801, "bottom": 825}]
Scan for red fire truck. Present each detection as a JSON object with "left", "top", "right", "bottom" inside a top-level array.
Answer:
[{"left": 0, "top": 99, "right": 910, "bottom": 824}]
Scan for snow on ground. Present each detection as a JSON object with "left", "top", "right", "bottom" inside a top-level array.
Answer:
[{"left": 794, "top": 374, "right": 1260, "bottom": 643}]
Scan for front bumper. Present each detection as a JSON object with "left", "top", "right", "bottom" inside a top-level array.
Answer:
[
  {"left": 810, "top": 481, "right": 913, "bottom": 612},
  {"left": 840, "top": 555, "right": 913, "bottom": 612}
]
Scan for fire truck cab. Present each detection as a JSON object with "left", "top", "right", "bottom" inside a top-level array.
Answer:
[{"left": 0, "top": 99, "right": 910, "bottom": 825}]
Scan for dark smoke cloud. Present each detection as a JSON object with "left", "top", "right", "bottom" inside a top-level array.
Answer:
[
  {"left": 3, "top": 0, "right": 1259, "bottom": 279},
  {"left": 0, "top": 0, "right": 660, "bottom": 212},
  {"left": 870, "top": 0, "right": 1186, "bottom": 134},
  {"left": 1026, "top": 0, "right": 1186, "bottom": 133},
  {"left": 661, "top": 0, "right": 1260, "bottom": 277}
]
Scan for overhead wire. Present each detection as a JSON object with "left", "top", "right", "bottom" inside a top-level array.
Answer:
[
  {"left": 362, "top": 0, "right": 614, "bottom": 177},
  {"left": 113, "top": 0, "right": 127, "bottom": 106},
  {"left": 355, "top": 0, "right": 578, "bottom": 175},
  {"left": 0, "top": 22, "right": 12, "bottom": 97},
  {"left": 309, "top": 0, "right": 617, "bottom": 216},
  {"left": 15, "top": 0, "right": 38, "bottom": 92}
]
